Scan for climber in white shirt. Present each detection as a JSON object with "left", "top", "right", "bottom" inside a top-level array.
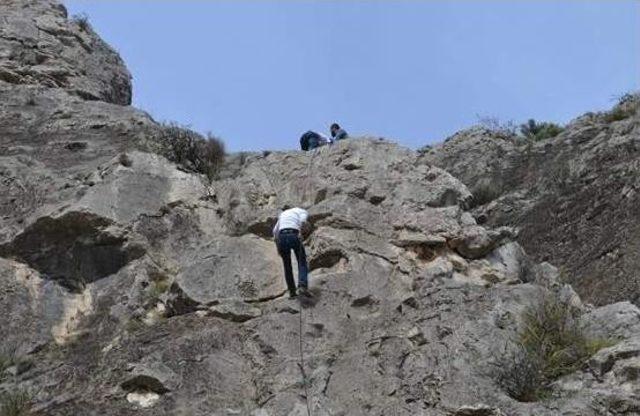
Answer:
[{"left": 273, "top": 206, "right": 310, "bottom": 298}]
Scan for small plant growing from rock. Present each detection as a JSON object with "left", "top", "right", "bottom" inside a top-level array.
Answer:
[
  {"left": 519, "top": 119, "right": 564, "bottom": 141},
  {"left": 71, "top": 13, "right": 91, "bottom": 32},
  {"left": 145, "top": 279, "right": 171, "bottom": 305},
  {"left": 604, "top": 92, "right": 639, "bottom": 122},
  {"left": 125, "top": 316, "right": 146, "bottom": 333},
  {"left": 118, "top": 153, "right": 132, "bottom": 167},
  {"left": 476, "top": 115, "right": 517, "bottom": 138},
  {"left": 0, "top": 353, "right": 12, "bottom": 382},
  {"left": 493, "top": 294, "right": 613, "bottom": 402},
  {"left": 0, "top": 346, "right": 30, "bottom": 383},
  {"left": 201, "top": 133, "right": 226, "bottom": 182},
  {"left": 469, "top": 180, "right": 502, "bottom": 208},
  {"left": 0, "top": 389, "right": 32, "bottom": 416}
]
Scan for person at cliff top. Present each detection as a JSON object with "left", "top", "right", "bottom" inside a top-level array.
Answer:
[
  {"left": 300, "top": 130, "right": 331, "bottom": 151},
  {"left": 273, "top": 206, "right": 310, "bottom": 298},
  {"left": 330, "top": 123, "right": 349, "bottom": 141}
]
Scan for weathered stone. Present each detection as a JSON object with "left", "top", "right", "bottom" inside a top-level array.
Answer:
[
  {"left": 589, "top": 337, "right": 640, "bottom": 378},
  {"left": 581, "top": 302, "right": 640, "bottom": 340},
  {"left": 0, "top": 2, "right": 638, "bottom": 415},
  {"left": 207, "top": 300, "right": 262, "bottom": 322},
  {"left": 454, "top": 404, "right": 506, "bottom": 416},
  {"left": 0, "top": 0, "right": 132, "bottom": 104},
  {"left": 172, "top": 235, "right": 284, "bottom": 305},
  {"left": 121, "top": 361, "right": 181, "bottom": 393},
  {"left": 449, "top": 226, "right": 501, "bottom": 259},
  {"left": 423, "top": 97, "right": 640, "bottom": 308}
]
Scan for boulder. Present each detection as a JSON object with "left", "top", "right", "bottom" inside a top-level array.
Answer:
[
  {"left": 0, "top": 0, "right": 132, "bottom": 104},
  {"left": 581, "top": 302, "right": 640, "bottom": 340}
]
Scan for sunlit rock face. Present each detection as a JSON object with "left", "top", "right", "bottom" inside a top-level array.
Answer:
[{"left": 1, "top": 1, "right": 640, "bottom": 415}]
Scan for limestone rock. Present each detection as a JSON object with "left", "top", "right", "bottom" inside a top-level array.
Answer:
[
  {"left": 0, "top": 0, "right": 132, "bottom": 104},
  {"left": 207, "top": 300, "right": 262, "bottom": 322},
  {"left": 581, "top": 302, "right": 640, "bottom": 340},
  {"left": 0, "top": 2, "right": 638, "bottom": 415},
  {"left": 423, "top": 97, "right": 640, "bottom": 307},
  {"left": 122, "top": 361, "right": 181, "bottom": 393},
  {"left": 589, "top": 337, "right": 640, "bottom": 378},
  {"left": 454, "top": 404, "right": 506, "bottom": 416}
]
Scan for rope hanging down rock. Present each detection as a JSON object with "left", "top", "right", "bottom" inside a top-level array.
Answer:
[
  {"left": 298, "top": 304, "right": 312, "bottom": 416},
  {"left": 296, "top": 147, "right": 325, "bottom": 416}
]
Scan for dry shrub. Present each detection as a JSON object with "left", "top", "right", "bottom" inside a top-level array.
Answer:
[
  {"left": 476, "top": 115, "right": 517, "bottom": 138},
  {"left": 470, "top": 180, "right": 502, "bottom": 208},
  {"left": 71, "top": 13, "right": 91, "bottom": 32},
  {"left": 604, "top": 92, "right": 639, "bottom": 122},
  {"left": 493, "top": 295, "right": 613, "bottom": 402},
  {"left": 157, "top": 123, "right": 225, "bottom": 182}
]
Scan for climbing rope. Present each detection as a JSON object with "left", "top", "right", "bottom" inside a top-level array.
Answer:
[
  {"left": 296, "top": 147, "right": 325, "bottom": 416},
  {"left": 298, "top": 304, "right": 312, "bottom": 416},
  {"left": 294, "top": 144, "right": 337, "bottom": 416}
]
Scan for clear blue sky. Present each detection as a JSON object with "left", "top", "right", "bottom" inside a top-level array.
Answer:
[{"left": 65, "top": 1, "right": 639, "bottom": 152}]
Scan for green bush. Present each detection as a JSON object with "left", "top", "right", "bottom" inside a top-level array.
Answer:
[
  {"left": 519, "top": 119, "right": 564, "bottom": 141},
  {"left": 494, "top": 295, "right": 613, "bottom": 402},
  {"left": 157, "top": 124, "right": 226, "bottom": 181},
  {"left": 0, "top": 390, "right": 31, "bottom": 416}
]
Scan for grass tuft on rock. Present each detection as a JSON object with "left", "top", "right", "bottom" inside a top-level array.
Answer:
[
  {"left": 146, "top": 279, "right": 171, "bottom": 305},
  {"left": 495, "top": 295, "right": 614, "bottom": 402},
  {"left": 0, "top": 346, "right": 18, "bottom": 382},
  {"left": 519, "top": 119, "right": 564, "bottom": 141},
  {"left": 0, "top": 390, "right": 31, "bottom": 416},
  {"left": 604, "top": 92, "right": 639, "bottom": 122},
  {"left": 71, "top": 13, "right": 91, "bottom": 32},
  {"left": 469, "top": 180, "right": 502, "bottom": 208}
]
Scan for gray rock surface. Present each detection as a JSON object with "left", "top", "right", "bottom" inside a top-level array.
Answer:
[
  {"left": 1, "top": 1, "right": 639, "bottom": 415},
  {"left": 422, "top": 98, "right": 640, "bottom": 307},
  {"left": 0, "top": 0, "right": 131, "bottom": 104}
]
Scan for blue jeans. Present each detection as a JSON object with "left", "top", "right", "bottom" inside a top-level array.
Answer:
[{"left": 277, "top": 231, "right": 308, "bottom": 294}]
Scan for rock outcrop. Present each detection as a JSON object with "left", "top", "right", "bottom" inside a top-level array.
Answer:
[
  {"left": 1, "top": 1, "right": 639, "bottom": 415},
  {"left": 422, "top": 98, "right": 640, "bottom": 307},
  {"left": 0, "top": 0, "right": 131, "bottom": 104}
]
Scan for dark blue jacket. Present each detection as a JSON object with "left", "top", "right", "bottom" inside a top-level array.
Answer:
[{"left": 333, "top": 128, "right": 348, "bottom": 141}]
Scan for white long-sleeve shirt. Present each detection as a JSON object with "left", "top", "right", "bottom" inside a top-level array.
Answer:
[
  {"left": 273, "top": 207, "right": 309, "bottom": 237},
  {"left": 318, "top": 132, "right": 333, "bottom": 145}
]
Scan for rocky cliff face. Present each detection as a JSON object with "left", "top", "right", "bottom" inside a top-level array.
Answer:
[
  {"left": 2, "top": 1, "right": 640, "bottom": 415},
  {"left": 0, "top": 0, "right": 131, "bottom": 105},
  {"left": 422, "top": 98, "right": 640, "bottom": 307}
]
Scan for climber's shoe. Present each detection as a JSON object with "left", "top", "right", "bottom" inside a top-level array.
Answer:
[{"left": 298, "top": 286, "right": 311, "bottom": 298}]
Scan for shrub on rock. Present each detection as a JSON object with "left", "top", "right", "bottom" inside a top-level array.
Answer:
[
  {"left": 494, "top": 294, "right": 613, "bottom": 402},
  {"left": 156, "top": 123, "right": 225, "bottom": 180},
  {"left": 519, "top": 119, "right": 564, "bottom": 141}
]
